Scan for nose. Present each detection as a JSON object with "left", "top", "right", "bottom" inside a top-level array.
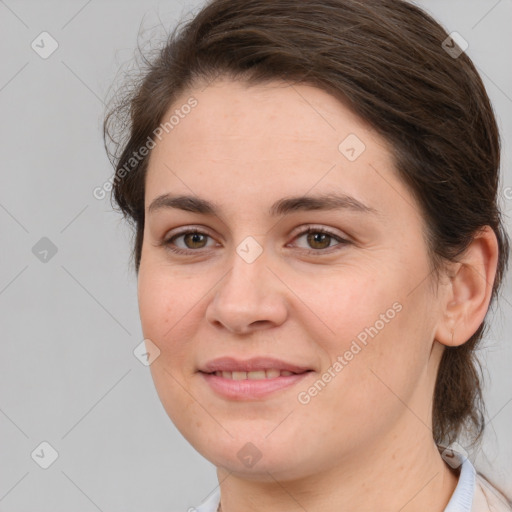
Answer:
[{"left": 205, "top": 245, "right": 288, "bottom": 335}]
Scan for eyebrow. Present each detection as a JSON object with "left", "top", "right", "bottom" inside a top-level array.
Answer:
[{"left": 147, "top": 192, "right": 379, "bottom": 217}]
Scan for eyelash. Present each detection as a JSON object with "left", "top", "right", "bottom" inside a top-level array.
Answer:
[{"left": 160, "top": 226, "right": 350, "bottom": 256}]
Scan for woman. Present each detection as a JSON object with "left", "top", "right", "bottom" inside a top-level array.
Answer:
[{"left": 103, "top": 0, "right": 511, "bottom": 510}]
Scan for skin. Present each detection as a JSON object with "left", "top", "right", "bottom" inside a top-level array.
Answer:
[{"left": 138, "top": 77, "right": 498, "bottom": 511}]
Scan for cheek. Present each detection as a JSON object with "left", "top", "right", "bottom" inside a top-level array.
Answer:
[
  {"left": 137, "top": 264, "right": 196, "bottom": 368},
  {"left": 301, "top": 264, "right": 432, "bottom": 409},
  {"left": 293, "top": 314, "right": 429, "bottom": 455},
  {"left": 299, "top": 268, "right": 403, "bottom": 351},
  {"left": 137, "top": 265, "right": 203, "bottom": 427}
]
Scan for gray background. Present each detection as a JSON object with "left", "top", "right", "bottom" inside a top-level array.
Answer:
[{"left": 0, "top": 1, "right": 510, "bottom": 511}]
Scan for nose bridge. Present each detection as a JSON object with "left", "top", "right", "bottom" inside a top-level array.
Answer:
[
  {"left": 206, "top": 236, "right": 287, "bottom": 332},
  {"left": 223, "top": 235, "right": 269, "bottom": 302}
]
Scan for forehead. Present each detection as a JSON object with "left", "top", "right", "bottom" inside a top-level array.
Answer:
[
  {"left": 147, "top": 79, "right": 388, "bottom": 170},
  {"left": 160, "top": 78, "right": 376, "bottom": 156},
  {"left": 144, "top": 78, "right": 415, "bottom": 224}
]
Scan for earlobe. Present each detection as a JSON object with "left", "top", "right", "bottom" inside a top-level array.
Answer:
[{"left": 434, "top": 226, "right": 498, "bottom": 348}]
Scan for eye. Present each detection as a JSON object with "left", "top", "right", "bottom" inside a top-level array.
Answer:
[
  {"left": 162, "top": 228, "right": 217, "bottom": 255},
  {"left": 291, "top": 226, "right": 350, "bottom": 254},
  {"left": 160, "top": 225, "right": 350, "bottom": 256}
]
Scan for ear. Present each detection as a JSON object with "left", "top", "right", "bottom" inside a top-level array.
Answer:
[{"left": 434, "top": 226, "right": 499, "bottom": 347}]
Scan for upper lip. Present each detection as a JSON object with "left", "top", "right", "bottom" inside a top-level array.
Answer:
[{"left": 199, "top": 356, "right": 313, "bottom": 374}]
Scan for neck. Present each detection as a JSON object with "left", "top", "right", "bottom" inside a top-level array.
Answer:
[{"left": 215, "top": 426, "right": 459, "bottom": 512}]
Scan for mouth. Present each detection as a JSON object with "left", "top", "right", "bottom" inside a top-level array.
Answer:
[
  {"left": 197, "top": 356, "right": 315, "bottom": 400},
  {"left": 199, "top": 356, "right": 314, "bottom": 375},
  {"left": 201, "top": 369, "right": 312, "bottom": 380}
]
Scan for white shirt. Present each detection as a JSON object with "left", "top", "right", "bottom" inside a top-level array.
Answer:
[{"left": 190, "top": 451, "right": 511, "bottom": 512}]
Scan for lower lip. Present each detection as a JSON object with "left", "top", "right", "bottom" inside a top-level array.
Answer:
[{"left": 199, "top": 371, "right": 313, "bottom": 400}]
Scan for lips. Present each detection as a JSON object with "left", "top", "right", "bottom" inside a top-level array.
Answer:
[
  {"left": 199, "top": 356, "right": 312, "bottom": 375},
  {"left": 198, "top": 356, "right": 314, "bottom": 399}
]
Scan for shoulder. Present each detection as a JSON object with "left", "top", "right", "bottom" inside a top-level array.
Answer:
[{"left": 472, "top": 473, "right": 512, "bottom": 512}]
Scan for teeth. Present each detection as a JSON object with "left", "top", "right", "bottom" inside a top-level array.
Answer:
[
  {"left": 247, "top": 370, "right": 267, "bottom": 380},
  {"left": 213, "top": 369, "right": 297, "bottom": 380}
]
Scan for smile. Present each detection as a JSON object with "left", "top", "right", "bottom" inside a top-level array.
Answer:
[
  {"left": 211, "top": 369, "right": 296, "bottom": 380},
  {"left": 200, "top": 370, "right": 313, "bottom": 400}
]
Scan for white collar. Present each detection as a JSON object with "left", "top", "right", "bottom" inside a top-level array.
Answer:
[{"left": 443, "top": 449, "right": 475, "bottom": 512}]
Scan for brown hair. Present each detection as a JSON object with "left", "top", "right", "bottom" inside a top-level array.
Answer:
[{"left": 103, "top": 0, "right": 510, "bottom": 448}]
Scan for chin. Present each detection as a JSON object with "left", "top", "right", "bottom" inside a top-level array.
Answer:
[
  {"left": 195, "top": 433, "right": 312, "bottom": 479},
  {"left": 213, "top": 452, "right": 307, "bottom": 481}
]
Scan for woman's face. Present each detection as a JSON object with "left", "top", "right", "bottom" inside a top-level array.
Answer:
[{"left": 138, "top": 78, "right": 445, "bottom": 480}]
